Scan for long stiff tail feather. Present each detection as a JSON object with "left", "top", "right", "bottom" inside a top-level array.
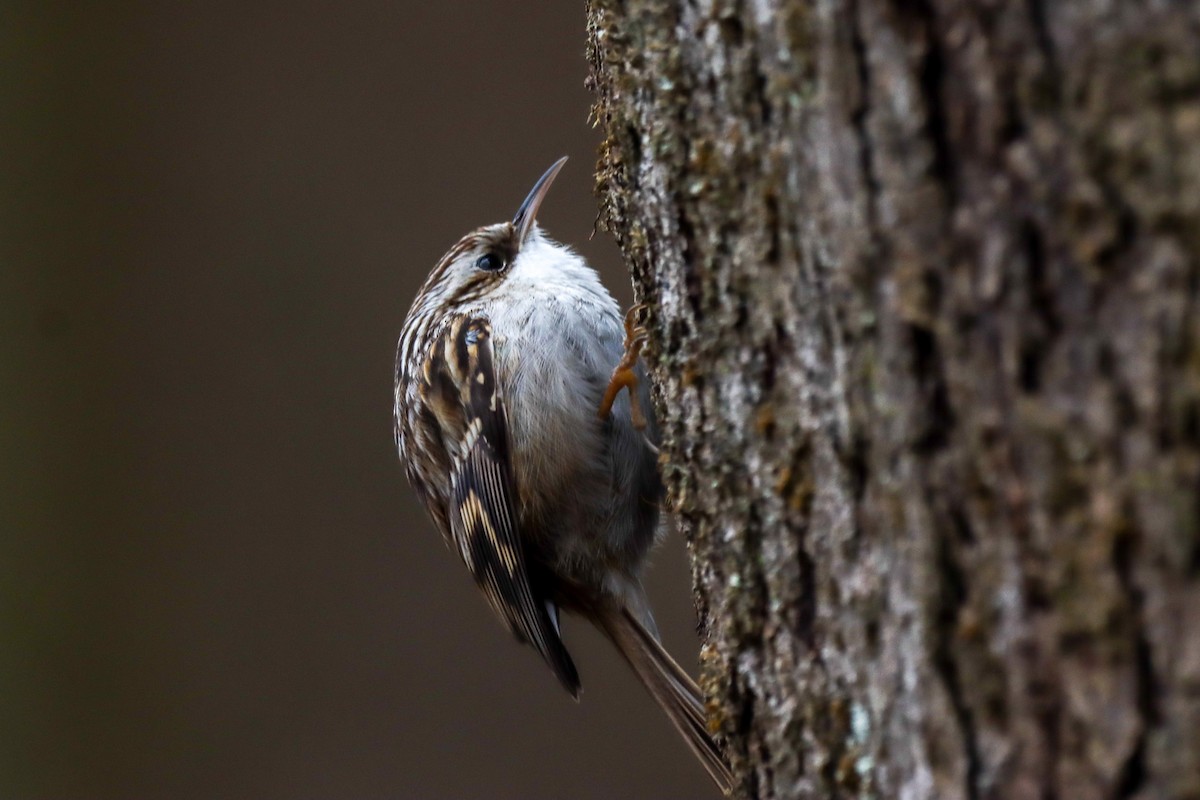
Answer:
[{"left": 597, "top": 606, "right": 733, "bottom": 795}]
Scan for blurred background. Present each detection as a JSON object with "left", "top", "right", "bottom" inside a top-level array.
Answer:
[{"left": 0, "top": 3, "right": 712, "bottom": 798}]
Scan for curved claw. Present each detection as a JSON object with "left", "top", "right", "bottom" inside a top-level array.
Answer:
[{"left": 598, "top": 305, "right": 650, "bottom": 431}]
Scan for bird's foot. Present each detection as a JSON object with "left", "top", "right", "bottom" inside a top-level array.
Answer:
[{"left": 598, "top": 304, "right": 649, "bottom": 431}]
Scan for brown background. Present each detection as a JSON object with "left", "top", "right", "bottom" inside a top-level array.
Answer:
[{"left": 1, "top": 3, "right": 711, "bottom": 797}]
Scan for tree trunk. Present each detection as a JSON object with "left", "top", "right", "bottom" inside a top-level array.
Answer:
[{"left": 585, "top": 2, "right": 1200, "bottom": 798}]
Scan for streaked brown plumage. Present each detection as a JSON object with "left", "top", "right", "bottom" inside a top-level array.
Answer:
[{"left": 393, "top": 158, "right": 732, "bottom": 793}]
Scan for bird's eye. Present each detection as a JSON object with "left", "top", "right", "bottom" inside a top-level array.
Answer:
[{"left": 474, "top": 252, "right": 504, "bottom": 272}]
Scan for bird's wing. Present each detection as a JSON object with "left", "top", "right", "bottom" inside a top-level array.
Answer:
[{"left": 423, "top": 315, "right": 579, "bottom": 696}]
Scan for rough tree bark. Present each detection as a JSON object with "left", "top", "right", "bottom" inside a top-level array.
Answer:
[{"left": 586, "top": 2, "right": 1200, "bottom": 798}]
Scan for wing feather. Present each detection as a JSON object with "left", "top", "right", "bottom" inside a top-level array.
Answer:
[{"left": 441, "top": 318, "right": 580, "bottom": 696}]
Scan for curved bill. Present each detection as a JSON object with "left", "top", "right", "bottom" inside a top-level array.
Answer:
[{"left": 512, "top": 156, "right": 568, "bottom": 244}]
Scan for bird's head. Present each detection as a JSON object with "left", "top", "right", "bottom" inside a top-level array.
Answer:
[{"left": 410, "top": 157, "right": 576, "bottom": 316}]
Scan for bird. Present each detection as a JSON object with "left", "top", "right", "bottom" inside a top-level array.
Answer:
[{"left": 393, "top": 156, "right": 732, "bottom": 793}]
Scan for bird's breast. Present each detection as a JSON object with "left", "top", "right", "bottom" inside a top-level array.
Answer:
[{"left": 488, "top": 295, "right": 626, "bottom": 530}]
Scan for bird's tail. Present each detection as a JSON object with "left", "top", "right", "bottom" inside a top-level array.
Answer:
[{"left": 596, "top": 605, "right": 733, "bottom": 795}]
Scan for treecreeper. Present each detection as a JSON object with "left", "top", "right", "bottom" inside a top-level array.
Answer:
[{"left": 393, "top": 158, "right": 732, "bottom": 794}]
